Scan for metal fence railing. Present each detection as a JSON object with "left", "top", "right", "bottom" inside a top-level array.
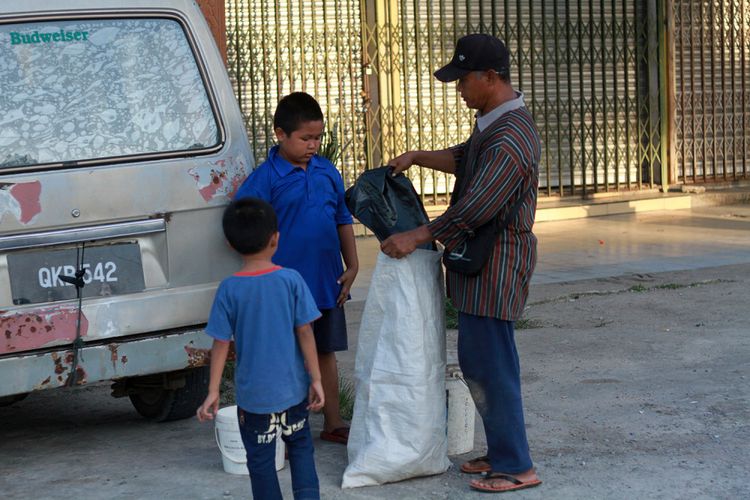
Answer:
[
  {"left": 225, "top": 0, "right": 750, "bottom": 201},
  {"left": 225, "top": 0, "right": 369, "bottom": 189},
  {"left": 359, "top": 0, "right": 662, "bottom": 199},
  {"left": 672, "top": 0, "right": 750, "bottom": 184}
]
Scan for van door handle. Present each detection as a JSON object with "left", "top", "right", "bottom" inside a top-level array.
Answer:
[{"left": 0, "top": 218, "right": 166, "bottom": 252}]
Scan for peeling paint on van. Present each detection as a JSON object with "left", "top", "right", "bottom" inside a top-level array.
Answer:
[
  {"left": 50, "top": 351, "right": 88, "bottom": 386},
  {"left": 0, "top": 181, "right": 42, "bottom": 224},
  {"left": 188, "top": 157, "right": 248, "bottom": 202},
  {"left": 34, "top": 376, "right": 52, "bottom": 390},
  {"left": 0, "top": 305, "right": 88, "bottom": 355},
  {"left": 184, "top": 343, "right": 210, "bottom": 367},
  {"left": 107, "top": 343, "right": 119, "bottom": 370}
]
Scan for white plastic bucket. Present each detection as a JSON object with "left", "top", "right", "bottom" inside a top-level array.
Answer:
[
  {"left": 214, "top": 405, "right": 285, "bottom": 474},
  {"left": 446, "top": 365, "right": 475, "bottom": 456}
]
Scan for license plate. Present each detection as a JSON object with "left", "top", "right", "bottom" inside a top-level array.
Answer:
[{"left": 8, "top": 243, "right": 145, "bottom": 305}]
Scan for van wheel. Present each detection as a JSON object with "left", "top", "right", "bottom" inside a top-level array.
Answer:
[{"left": 128, "top": 366, "right": 209, "bottom": 422}]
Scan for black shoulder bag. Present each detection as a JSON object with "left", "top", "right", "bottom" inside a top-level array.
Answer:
[{"left": 442, "top": 135, "right": 532, "bottom": 276}]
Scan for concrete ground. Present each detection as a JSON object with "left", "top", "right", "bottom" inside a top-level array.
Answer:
[{"left": 2, "top": 204, "right": 750, "bottom": 499}]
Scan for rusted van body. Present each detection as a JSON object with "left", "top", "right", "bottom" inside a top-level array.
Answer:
[{"left": 0, "top": 0, "right": 252, "bottom": 420}]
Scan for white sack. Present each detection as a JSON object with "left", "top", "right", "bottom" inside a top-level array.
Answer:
[{"left": 342, "top": 249, "right": 450, "bottom": 488}]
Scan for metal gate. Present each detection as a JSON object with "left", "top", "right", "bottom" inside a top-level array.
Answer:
[
  {"left": 672, "top": 0, "right": 750, "bottom": 184},
  {"left": 361, "top": 0, "right": 664, "bottom": 199},
  {"left": 225, "top": 0, "right": 369, "bottom": 188},
  {"left": 226, "top": 1, "right": 669, "bottom": 200}
]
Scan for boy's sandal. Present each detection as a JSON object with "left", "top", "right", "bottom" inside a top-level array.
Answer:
[
  {"left": 460, "top": 455, "right": 491, "bottom": 474},
  {"left": 320, "top": 427, "right": 349, "bottom": 444},
  {"left": 469, "top": 472, "right": 542, "bottom": 493}
]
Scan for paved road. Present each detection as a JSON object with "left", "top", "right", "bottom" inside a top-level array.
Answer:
[{"left": 2, "top": 204, "right": 749, "bottom": 499}]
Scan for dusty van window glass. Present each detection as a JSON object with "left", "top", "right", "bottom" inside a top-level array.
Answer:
[{"left": 0, "top": 18, "right": 219, "bottom": 168}]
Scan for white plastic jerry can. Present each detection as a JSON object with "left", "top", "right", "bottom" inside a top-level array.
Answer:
[{"left": 446, "top": 365, "right": 476, "bottom": 456}]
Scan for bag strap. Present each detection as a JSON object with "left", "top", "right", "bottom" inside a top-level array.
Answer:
[
  {"left": 450, "top": 132, "right": 533, "bottom": 231},
  {"left": 495, "top": 183, "right": 533, "bottom": 231}
]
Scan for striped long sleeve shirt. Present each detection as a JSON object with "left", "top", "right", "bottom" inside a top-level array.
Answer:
[{"left": 427, "top": 94, "right": 541, "bottom": 320}]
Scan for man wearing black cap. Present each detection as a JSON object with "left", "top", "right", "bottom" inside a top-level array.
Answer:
[{"left": 381, "top": 33, "right": 542, "bottom": 493}]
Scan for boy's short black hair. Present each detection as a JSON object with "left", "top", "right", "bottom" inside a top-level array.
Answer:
[
  {"left": 222, "top": 198, "right": 278, "bottom": 255},
  {"left": 273, "top": 92, "right": 324, "bottom": 135}
]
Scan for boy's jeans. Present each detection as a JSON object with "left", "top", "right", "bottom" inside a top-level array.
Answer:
[{"left": 237, "top": 399, "right": 320, "bottom": 500}]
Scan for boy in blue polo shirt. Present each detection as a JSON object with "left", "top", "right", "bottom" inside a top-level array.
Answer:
[
  {"left": 235, "top": 92, "right": 358, "bottom": 444},
  {"left": 197, "top": 198, "right": 324, "bottom": 500}
]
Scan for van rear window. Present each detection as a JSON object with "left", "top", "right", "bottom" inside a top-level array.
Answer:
[{"left": 0, "top": 18, "right": 220, "bottom": 169}]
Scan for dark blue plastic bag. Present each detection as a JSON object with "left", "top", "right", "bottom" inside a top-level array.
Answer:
[{"left": 345, "top": 167, "right": 434, "bottom": 250}]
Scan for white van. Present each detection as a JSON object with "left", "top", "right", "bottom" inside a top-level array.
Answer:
[{"left": 0, "top": 0, "right": 253, "bottom": 420}]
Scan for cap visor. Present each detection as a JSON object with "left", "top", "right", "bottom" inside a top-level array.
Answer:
[{"left": 434, "top": 63, "right": 470, "bottom": 82}]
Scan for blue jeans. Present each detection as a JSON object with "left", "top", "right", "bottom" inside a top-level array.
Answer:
[
  {"left": 237, "top": 399, "right": 319, "bottom": 500},
  {"left": 458, "top": 313, "right": 533, "bottom": 474}
]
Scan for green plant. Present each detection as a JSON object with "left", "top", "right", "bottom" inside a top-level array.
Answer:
[
  {"left": 318, "top": 124, "right": 350, "bottom": 168},
  {"left": 338, "top": 375, "right": 356, "bottom": 421},
  {"left": 516, "top": 318, "right": 542, "bottom": 330},
  {"left": 656, "top": 283, "right": 684, "bottom": 290},
  {"left": 220, "top": 360, "right": 236, "bottom": 405},
  {"left": 445, "top": 298, "right": 459, "bottom": 329},
  {"left": 629, "top": 284, "right": 648, "bottom": 293}
]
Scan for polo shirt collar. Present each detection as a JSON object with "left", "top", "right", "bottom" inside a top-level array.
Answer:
[
  {"left": 475, "top": 91, "right": 525, "bottom": 132},
  {"left": 269, "top": 145, "right": 323, "bottom": 176}
]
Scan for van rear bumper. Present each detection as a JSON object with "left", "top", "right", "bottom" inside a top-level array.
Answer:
[{"left": 0, "top": 328, "right": 212, "bottom": 398}]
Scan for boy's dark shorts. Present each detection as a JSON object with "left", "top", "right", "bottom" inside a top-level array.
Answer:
[{"left": 313, "top": 307, "right": 348, "bottom": 353}]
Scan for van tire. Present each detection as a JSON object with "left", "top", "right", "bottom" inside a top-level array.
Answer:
[
  {"left": 0, "top": 392, "right": 29, "bottom": 407},
  {"left": 128, "top": 366, "right": 209, "bottom": 422}
]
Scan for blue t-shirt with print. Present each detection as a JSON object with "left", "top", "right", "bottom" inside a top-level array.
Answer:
[
  {"left": 234, "top": 146, "right": 354, "bottom": 309},
  {"left": 205, "top": 266, "right": 321, "bottom": 414}
]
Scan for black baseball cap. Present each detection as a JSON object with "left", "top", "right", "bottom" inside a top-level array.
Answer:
[{"left": 434, "top": 33, "right": 510, "bottom": 82}]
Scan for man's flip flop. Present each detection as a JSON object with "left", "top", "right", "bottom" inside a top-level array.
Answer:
[
  {"left": 460, "top": 455, "right": 491, "bottom": 474},
  {"left": 320, "top": 427, "right": 349, "bottom": 444},
  {"left": 470, "top": 472, "right": 542, "bottom": 493}
]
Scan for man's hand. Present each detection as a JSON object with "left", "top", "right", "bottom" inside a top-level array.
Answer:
[
  {"left": 196, "top": 390, "right": 220, "bottom": 422},
  {"left": 307, "top": 379, "right": 325, "bottom": 412},
  {"left": 381, "top": 225, "right": 434, "bottom": 259},
  {"left": 381, "top": 231, "right": 418, "bottom": 259},
  {"left": 336, "top": 267, "right": 358, "bottom": 307},
  {"left": 388, "top": 151, "right": 419, "bottom": 176}
]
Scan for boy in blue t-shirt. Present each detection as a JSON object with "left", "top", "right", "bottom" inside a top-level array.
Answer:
[
  {"left": 235, "top": 92, "right": 358, "bottom": 445},
  {"left": 197, "top": 198, "right": 324, "bottom": 500}
]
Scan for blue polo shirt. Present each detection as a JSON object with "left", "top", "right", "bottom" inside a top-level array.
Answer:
[
  {"left": 206, "top": 267, "right": 321, "bottom": 413},
  {"left": 235, "top": 146, "right": 353, "bottom": 309}
]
